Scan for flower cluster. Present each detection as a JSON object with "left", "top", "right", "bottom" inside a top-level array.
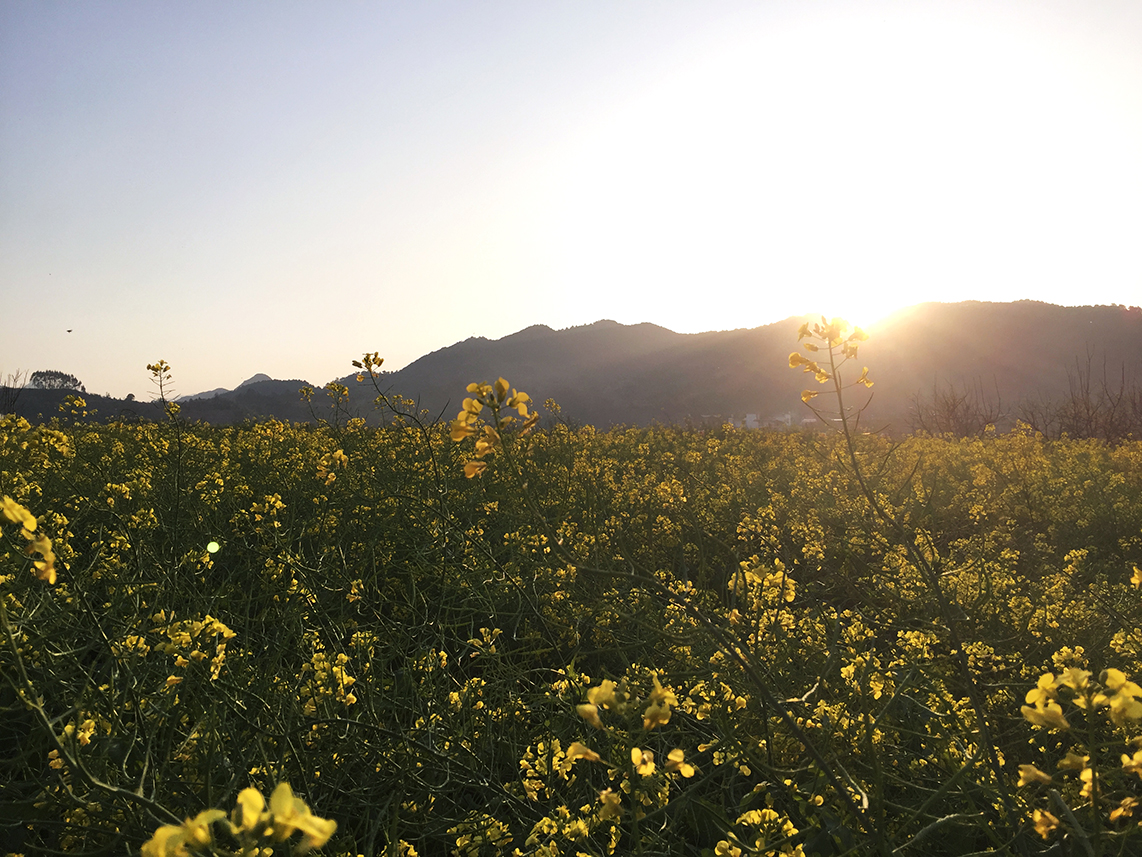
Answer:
[
  {"left": 315, "top": 448, "right": 348, "bottom": 486},
  {"left": 1022, "top": 668, "right": 1142, "bottom": 731},
  {"left": 511, "top": 673, "right": 699, "bottom": 852},
  {"left": 1, "top": 494, "right": 56, "bottom": 583},
  {"left": 1019, "top": 667, "right": 1142, "bottom": 840},
  {"left": 151, "top": 612, "right": 237, "bottom": 683},
  {"left": 788, "top": 316, "right": 871, "bottom": 405},
  {"left": 351, "top": 351, "right": 385, "bottom": 382},
  {"left": 299, "top": 651, "right": 358, "bottom": 714},
  {"left": 717, "top": 807, "right": 804, "bottom": 856},
  {"left": 141, "top": 782, "right": 336, "bottom": 857},
  {"left": 450, "top": 378, "right": 536, "bottom": 478}
]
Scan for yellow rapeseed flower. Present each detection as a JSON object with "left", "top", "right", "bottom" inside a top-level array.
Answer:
[
  {"left": 1103, "top": 668, "right": 1138, "bottom": 692},
  {"left": 564, "top": 742, "right": 602, "bottom": 765},
  {"left": 1058, "top": 750, "right": 1088, "bottom": 771},
  {"left": 1017, "top": 764, "right": 1052, "bottom": 786},
  {"left": 643, "top": 675, "right": 677, "bottom": 729},
  {"left": 233, "top": 787, "right": 267, "bottom": 832},
  {"left": 77, "top": 719, "right": 96, "bottom": 746},
  {"left": 586, "top": 679, "right": 617, "bottom": 709},
  {"left": 450, "top": 418, "right": 477, "bottom": 442},
  {"left": 576, "top": 703, "right": 604, "bottom": 730},
  {"left": 598, "top": 788, "right": 621, "bottom": 820},
  {"left": 1108, "top": 690, "right": 1142, "bottom": 726},
  {"left": 643, "top": 701, "right": 671, "bottom": 730},
  {"left": 3, "top": 498, "right": 58, "bottom": 584},
  {"left": 1121, "top": 749, "right": 1142, "bottom": 779},
  {"left": 141, "top": 810, "right": 225, "bottom": 857},
  {"left": 27, "top": 530, "right": 57, "bottom": 584},
  {"left": 1079, "top": 767, "right": 1095, "bottom": 799},
  {"left": 665, "top": 748, "right": 696, "bottom": 778},
  {"left": 1032, "top": 809, "right": 1059, "bottom": 840},
  {"left": 1021, "top": 700, "right": 1070, "bottom": 730},
  {"left": 1, "top": 495, "right": 37, "bottom": 531},
  {"left": 141, "top": 824, "right": 186, "bottom": 857},
  {"left": 1110, "top": 797, "right": 1138, "bottom": 822},
  {"left": 268, "top": 782, "right": 338, "bottom": 852},
  {"left": 1025, "top": 673, "right": 1058, "bottom": 707},
  {"left": 1098, "top": 668, "right": 1142, "bottom": 725},
  {"left": 648, "top": 675, "right": 677, "bottom": 708},
  {"left": 1056, "top": 667, "right": 1091, "bottom": 692},
  {"left": 494, "top": 377, "right": 510, "bottom": 402},
  {"left": 631, "top": 747, "right": 655, "bottom": 776}
]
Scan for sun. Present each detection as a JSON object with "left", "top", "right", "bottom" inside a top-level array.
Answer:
[
  {"left": 817, "top": 290, "right": 913, "bottom": 332},
  {"left": 531, "top": 2, "right": 1141, "bottom": 335}
]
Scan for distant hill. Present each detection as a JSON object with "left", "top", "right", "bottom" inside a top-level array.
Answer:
[
  {"left": 178, "top": 373, "right": 276, "bottom": 401},
  {"left": 0, "top": 389, "right": 148, "bottom": 424},
  {"left": 862, "top": 301, "right": 1142, "bottom": 431},
  {"left": 352, "top": 301, "right": 1142, "bottom": 431},
  {"left": 1, "top": 377, "right": 315, "bottom": 425},
  {"left": 3, "top": 301, "right": 1140, "bottom": 432},
  {"left": 175, "top": 378, "right": 315, "bottom": 423}
]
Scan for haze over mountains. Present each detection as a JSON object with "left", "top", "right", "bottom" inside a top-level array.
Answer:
[
  {"left": 340, "top": 300, "right": 1142, "bottom": 431},
  {"left": 177, "top": 373, "right": 274, "bottom": 401},
  {"left": 5, "top": 301, "right": 1141, "bottom": 432}
]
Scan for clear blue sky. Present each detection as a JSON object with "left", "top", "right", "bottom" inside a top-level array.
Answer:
[{"left": 3, "top": 0, "right": 1140, "bottom": 397}]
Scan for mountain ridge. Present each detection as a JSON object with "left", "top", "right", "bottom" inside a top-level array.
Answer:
[
  {"left": 178, "top": 373, "right": 279, "bottom": 401},
  {"left": 4, "top": 301, "right": 1140, "bottom": 430},
  {"left": 354, "top": 301, "right": 1142, "bottom": 429}
]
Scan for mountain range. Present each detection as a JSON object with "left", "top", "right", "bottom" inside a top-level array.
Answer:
[
  {"left": 339, "top": 300, "right": 1142, "bottom": 431},
  {"left": 176, "top": 373, "right": 274, "bottom": 401},
  {"left": 4, "top": 301, "right": 1140, "bottom": 432}
]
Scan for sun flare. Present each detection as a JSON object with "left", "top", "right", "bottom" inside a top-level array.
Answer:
[
  {"left": 811, "top": 293, "right": 911, "bottom": 332},
  {"left": 534, "top": 2, "right": 1141, "bottom": 337}
]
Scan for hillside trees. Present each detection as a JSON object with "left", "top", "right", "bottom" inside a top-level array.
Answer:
[{"left": 28, "top": 370, "right": 85, "bottom": 393}]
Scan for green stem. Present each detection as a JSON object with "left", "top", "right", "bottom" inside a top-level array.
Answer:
[{"left": 820, "top": 335, "right": 1021, "bottom": 843}]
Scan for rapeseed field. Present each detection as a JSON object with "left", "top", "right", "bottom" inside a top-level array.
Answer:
[{"left": 3, "top": 324, "right": 1142, "bottom": 856}]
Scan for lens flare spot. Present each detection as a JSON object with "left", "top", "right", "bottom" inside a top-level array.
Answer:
[{"left": 206, "top": 541, "right": 220, "bottom": 554}]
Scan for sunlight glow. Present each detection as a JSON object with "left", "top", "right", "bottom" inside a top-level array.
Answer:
[
  {"left": 539, "top": 3, "right": 1142, "bottom": 332},
  {"left": 3, "top": 2, "right": 1140, "bottom": 395}
]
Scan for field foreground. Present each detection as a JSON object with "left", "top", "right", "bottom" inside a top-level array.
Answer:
[{"left": 3, "top": 364, "right": 1142, "bottom": 856}]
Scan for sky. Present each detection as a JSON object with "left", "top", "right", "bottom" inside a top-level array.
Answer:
[{"left": 2, "top": 0, "right": 1141, "bottom": 398}]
